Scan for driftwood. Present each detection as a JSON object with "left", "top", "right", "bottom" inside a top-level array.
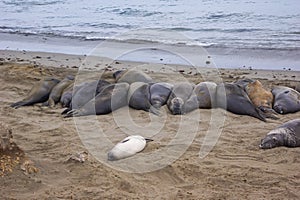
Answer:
[{"left": 0, "top": 123, "right": 38, "bottom": 176}]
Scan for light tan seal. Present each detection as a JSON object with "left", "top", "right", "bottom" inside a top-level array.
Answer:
[{"left": 245, "top": 80, "right": 278, "bottom": 119}]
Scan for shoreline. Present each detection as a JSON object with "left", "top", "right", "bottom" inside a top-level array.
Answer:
[
  {"left": 1, "top": 32, "right": 299, "bottom": 71},
  {"left": 1, "top": 49, "right": 300, "bottom": 86}
]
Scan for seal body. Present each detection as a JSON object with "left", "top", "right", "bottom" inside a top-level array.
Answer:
[
  {"left": 149, "top": 82, "right": 173, "bottom": 109},
  {"left": 183, "top": 81, "right": 217, "bottom": 114},
  {"left": 194, "top": 81, "right": 217, "bottom": 109},
  {"left": 272, "top": 86, "right": 300, "bottom": 114},
  {"left": 64, "top": 82, "right": 129, "bottom": 117},
  {"left": 245, "top": 80, "right": 278, "bottom": 119},
  {"left": 60, "top": 83, "right": 74, "bottom": 108},
  {"left": 167, "top": 82, "right": 195, "bottom": 115},
  {"left": 45, "top": 75, "right": 74, "bottom": 107},
  {"left": 259, "top": 119, "right": 300, "bottom": 149},
  {"left": 11, "top": 77, "right": 60, "bottom": 109},
  {"left": 127, "top": 82, "right": 159, "bottom": 115},
  {"left": 295, "top": 83, "right": 300, "bottom": 93},
  {"left": 62, "top": 80, "right": 110, "bottom": 114},
  {"left": 108, "top": 135, "right": 152, "bottom": 161},
  {"left": 115, "top": 69, "right": 153, "bottom": 84},
  {"left": 233, "top": 78, "right": 255, "bottom": 90},
  {"left": 216, "top": 83, "right": 266, "bottom": 121}
]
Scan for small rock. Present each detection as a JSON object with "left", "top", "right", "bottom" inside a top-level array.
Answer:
[{"left": 66, "top": 151, "right": 88, "bottom": 163}]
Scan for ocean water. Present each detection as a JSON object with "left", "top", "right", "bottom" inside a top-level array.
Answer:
[{"left": 0, "top": 0, "right": 300, "bottom": 50}]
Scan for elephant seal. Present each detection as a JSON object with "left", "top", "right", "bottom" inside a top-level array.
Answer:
[
  {"left": 108, "top": 135, "right": 153, "bottom": 161},
  {"left": 115, "top": 69, "right": 153, "bottom": 84},
  {"left": 295, "top": 83, "right": 300, "bottom": 93},
  {"left": 195, "top": 82, "right": 217, "bottom": 109},
  {"left": 216, "top": 83, "right": 266, "bottom": 121},
  {"left": 167, "top": 82, "right": 195, "bottom": 115},
  {"left": 61, "top": 80, "right": 110, "bottom": 114},
  {"left": 113, "top": 70, "right": 126, "bottom": 80},
  {"left": 150, "top": 82, "right": 173, "bottom": 109},
  {"left": 183, "top": 81, "right": 217, "bottom": 113},
  {"left": 44, "top": 75, "right": 74, "bottom": 107},
  {"left": 127, "top": 82, "right": 160, "bottom": 115},
  {"left": 64, "top": 82, "right": 129, "bottom": 117},
  {"left": 272, "top": 86, "right": 300, "bottom": 114},
  {"left": 11, "top": 77, "right": 60, "bottom": 109},
  {"left": 259, "top": 119, "right": 300, "bottom": 149},
  {"left": 245, "top": 80, "right": 278, "bottom": 119},
  {"left": 60, "top": 82, "right": 74, "bottom": 108},
  {"left": 233, "top": 78, "right": 255, "bottom": 90}
]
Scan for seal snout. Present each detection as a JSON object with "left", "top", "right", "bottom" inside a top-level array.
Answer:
[
  {"left": 170, "top": 97, "right": 184, "bottom": 115},
  {"left": 273, "top": 105, "right": 285, "bottom": 114}
]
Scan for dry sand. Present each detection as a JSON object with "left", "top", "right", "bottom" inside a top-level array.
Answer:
[{"left": 0, "top": 51, "right": 300, "bottom": 199}]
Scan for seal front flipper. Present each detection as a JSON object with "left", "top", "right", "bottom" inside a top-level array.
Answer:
[{"left": 63, "top": 109, "right": 78, "bottom": 118}]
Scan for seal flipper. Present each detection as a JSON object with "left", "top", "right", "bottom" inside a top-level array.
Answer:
[
  {"left": 254, "top": 107, "right": 267, "bottom": 122},
  {"left": 61, "top": 106, "right": 72, "bottom": 115},
  {"left": 149, "top": 106, "right": 161, "bottom": 116},
  {"left": 145, "top": 138, "right": 154, "bottom": 142},
  {"left": 11, "top": 100, "right": 32, "bottom": 109},
  {"left": 258, "top": 106, "right": 279, "bottom": 120}
]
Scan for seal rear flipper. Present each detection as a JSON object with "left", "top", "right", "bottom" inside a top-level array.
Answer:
[
  {"left": 258, "top": 107, "right": 279, "bottom": 120},
  {"left": 10, "top": 101, "right": 32, "bottom": 109},
  {"left": 254, "top": 108, "right": 267, "bottom": 122}
]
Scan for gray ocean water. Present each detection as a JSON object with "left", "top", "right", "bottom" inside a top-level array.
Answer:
[{"left": 1, "top": 0, "right": 300, "bottom": 50}]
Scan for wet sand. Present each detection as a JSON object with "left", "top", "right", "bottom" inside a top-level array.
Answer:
[{"left": 0, "top": 50, "right": 300, "bottom": 199}]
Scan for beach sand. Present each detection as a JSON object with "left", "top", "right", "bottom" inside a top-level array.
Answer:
[{"left": 1, "top": 50, "right": 300, "bottom": 199}]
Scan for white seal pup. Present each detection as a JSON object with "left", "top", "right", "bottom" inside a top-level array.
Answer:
[
  {"left": 108, "top": 135, "right": 153, "bottom": 161},
  {"left": 259, "top": 119, "right": 300, "bottom": 149}
]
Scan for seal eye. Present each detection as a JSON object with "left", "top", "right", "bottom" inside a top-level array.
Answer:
[{"left": 284, "top": 90, "right": 289, "bottom": 94}]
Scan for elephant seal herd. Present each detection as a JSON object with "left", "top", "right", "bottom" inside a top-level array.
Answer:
[{"left": 9, "top": 69, "right": 300, "bottom": 154}]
